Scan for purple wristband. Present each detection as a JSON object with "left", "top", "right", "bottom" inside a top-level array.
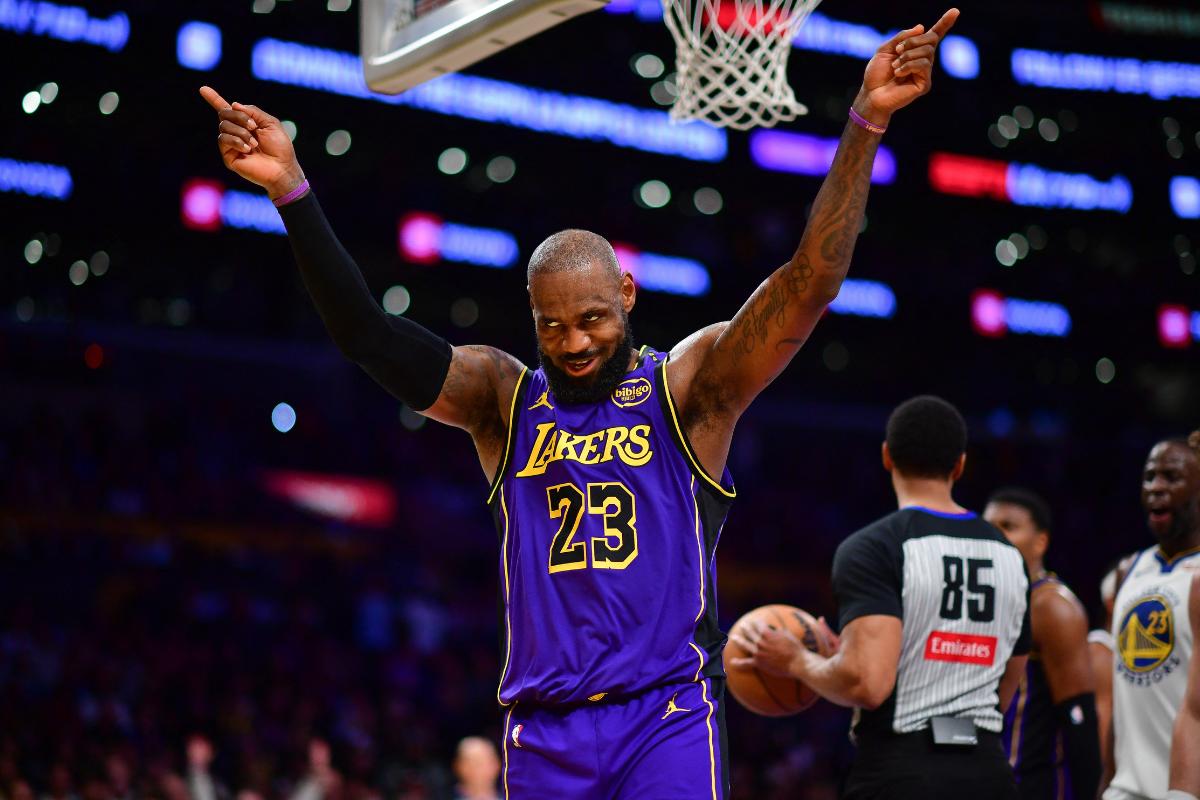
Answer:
[
  {"left": 849, "top": 107, "right": 887, "bottom": 135},
  {"left": 272, "top": 178, "right": 310, "bottom": 207}
]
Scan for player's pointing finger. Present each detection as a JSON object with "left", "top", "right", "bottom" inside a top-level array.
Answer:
[
  {"left": 929, "top": 7, "right": 960, "bottom": 37},
  {"left": 199, "top": 85, "right": 231, "bottom": 111}
]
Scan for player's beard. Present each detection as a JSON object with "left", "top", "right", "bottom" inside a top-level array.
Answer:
[
  {"left": 539, "top": 315, "right": 636, "bottom": 406},
  {"left": 1158, "top": 495, "right": 1200, "bottom": 552}
]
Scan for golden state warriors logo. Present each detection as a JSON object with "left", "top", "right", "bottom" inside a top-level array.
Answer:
[
  {"left": 611, "top": 377, "right": 652, "bottom": 409},
  {"left": 1118, "top": 595, "right": 1174, "bottom": 673}
]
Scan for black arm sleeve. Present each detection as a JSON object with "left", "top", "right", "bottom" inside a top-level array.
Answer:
[
  {"left": 1056, "top": 692, "right": 1101, "bottom": 800},
  {"left": 278, "top": 192, "right": 451, "bottom": 411}
]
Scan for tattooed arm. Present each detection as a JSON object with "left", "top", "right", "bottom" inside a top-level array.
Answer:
[{"left": 667, "top": 9, "right": 960, "bottom": 477}]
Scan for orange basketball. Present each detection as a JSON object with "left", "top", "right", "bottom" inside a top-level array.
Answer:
[{"left": 723, "top": 604, "right": 835, "bottom": 717}]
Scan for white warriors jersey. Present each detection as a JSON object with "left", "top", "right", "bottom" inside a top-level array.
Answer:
[{"left": 1104, "top": 544, "right": 1200, "bottom": 800}]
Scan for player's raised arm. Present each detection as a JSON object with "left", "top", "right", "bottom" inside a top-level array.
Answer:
[
  {"left": 677, "top": 9, "right": 959, "bottom": 415},
  {"left": 198, "top": 87, "right": 524, "bottom": 476}
]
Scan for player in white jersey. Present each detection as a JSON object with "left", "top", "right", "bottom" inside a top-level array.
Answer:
[
  {"left": 1167, "top": 431, "right": 1200, "bottom": 800},
  {"left": 734, "top": 396, "right": 1030, "bottom": 800},
  {"left": 1104, "top": 432, "right": 1200, "bottom": 800},
  {"left": 1091, "top": 563, "right": 1121, "bottom": 778}
]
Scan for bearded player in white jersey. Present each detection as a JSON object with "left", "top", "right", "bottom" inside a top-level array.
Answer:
[{"left": 1104, "top": 429, "right": 1200, "bottom": 800}]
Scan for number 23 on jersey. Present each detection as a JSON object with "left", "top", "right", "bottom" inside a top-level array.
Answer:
[{"left": 546, "top": 481, "right": 638, "bottom": 573}]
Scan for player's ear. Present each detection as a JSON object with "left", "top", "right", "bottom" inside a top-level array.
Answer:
[
  {"left": 1034, "top": 531, "right": 1049, "bottom": 559},
  {"left": 950, "top": 452, "right": 967, "bottom": 481},
  {"left": 620, "top": 271, "right": 636, "bottom": 312},
  {"left": 881, "top": 442, "right": 893, "bottom": 472}
]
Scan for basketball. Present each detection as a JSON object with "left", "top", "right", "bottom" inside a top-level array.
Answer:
[{"left": 724, "top": 604, "right": 835, "bottom": 717}]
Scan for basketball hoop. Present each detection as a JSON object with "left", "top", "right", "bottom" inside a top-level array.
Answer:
[{"left": 663, "top": 0, "right": 822, "bottom": 130}]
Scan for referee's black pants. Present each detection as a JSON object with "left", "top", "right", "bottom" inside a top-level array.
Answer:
[{"left": 842, "top": 730, "right": 1018, "bottom": 800}]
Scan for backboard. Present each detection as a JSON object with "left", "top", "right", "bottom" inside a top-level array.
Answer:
[{"left": 361, "top": 0, "right": 610, "bottom": 94}]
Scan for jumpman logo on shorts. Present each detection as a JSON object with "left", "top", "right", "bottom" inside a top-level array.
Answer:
[
  {"left": 528, "top": 391, "right": 554, "bottom": 411},
  {"left": 661, "top": 693, "right": 692, "bottom": 720}
]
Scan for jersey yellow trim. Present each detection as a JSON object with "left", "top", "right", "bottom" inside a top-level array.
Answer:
[
  {"left": 502, "top": 704, "right": 514, "bottom": 799},
  {"left": 496, "top": 491, "right": 515, "bottom": 707},
  {"left": 1157, "top": 543, "right": 1200, "bottom": 566},
  {"left": 661, "top": 358, "right": 736, "bottom": 499},
  {"left": 487, "top": 367, "right": 529, "bottom": 506},
  {"left": 691, "top": 476, "right": 707, "bottom": 625},
  {"left": 688, "top": 642, "right": 718, "bottom": 800},
  {"left": 1006, "top": 676, "right": 1027, "bottom": 768}
]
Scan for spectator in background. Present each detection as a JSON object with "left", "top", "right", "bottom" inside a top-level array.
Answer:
[
  {"left": 450, "top": 739, "right": 499, "bottom": 800},
  {"left": 290, "top": 740, "right": 342, "bottom": 800},
  {"left": 185, "top": 736, "right": 229, "bottom": 800},
  {"left": 158, "top": 772, "right": 188, "bottom": 800},
  {"left": 40, "top": 765, "right": 78, "bottom": 800},
  {"left": 105, "top": 754, "right": 135, "bottom": 800}
]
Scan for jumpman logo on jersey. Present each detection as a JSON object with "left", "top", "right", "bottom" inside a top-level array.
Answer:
[
  {"left": 528, "top": 391, "right": 554, "bottom": 412},
  {"left": 661, "top": 693, "right": 692, "bottom": 720}
]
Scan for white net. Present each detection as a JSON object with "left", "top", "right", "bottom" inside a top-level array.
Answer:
[{"left": 663, "top": 0, "right": 822, "bottom": 130}]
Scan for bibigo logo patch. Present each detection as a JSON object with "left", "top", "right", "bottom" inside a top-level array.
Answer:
[{"left": 611, "top": 377, "right": 652, "bottom": 408}]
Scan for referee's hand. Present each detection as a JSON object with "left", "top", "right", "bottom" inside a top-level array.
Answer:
[{"left": 729, "top": 620, "right": 805, "bottom": 678}]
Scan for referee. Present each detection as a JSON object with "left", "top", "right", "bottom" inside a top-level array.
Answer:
[{"left": 734, "top": 395, "right": 1031, "bottom": 800}]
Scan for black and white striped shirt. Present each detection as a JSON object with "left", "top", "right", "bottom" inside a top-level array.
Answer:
[{"left": 833, "top": 506, "right": 1032, "bottom": 739}]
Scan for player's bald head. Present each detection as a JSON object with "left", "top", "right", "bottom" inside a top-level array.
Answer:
[{"left": 527, "top": 229, "right": 622, "bottom": 287}]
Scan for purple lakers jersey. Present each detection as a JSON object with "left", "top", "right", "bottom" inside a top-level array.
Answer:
[
  {"left": 1003, "top": 575, "right": 1076, "bottom": 800},
  {"left": 487, "top": 346, "right": 735, "bottom": 706}
]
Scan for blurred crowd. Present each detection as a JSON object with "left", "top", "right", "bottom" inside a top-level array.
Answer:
[{"left": 0, "top": 367, "right": 1162, "bottom": 800}]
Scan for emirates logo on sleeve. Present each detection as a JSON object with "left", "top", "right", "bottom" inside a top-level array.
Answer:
[{"left": 924, "top": 631, "right": 998, "bottom": 666}]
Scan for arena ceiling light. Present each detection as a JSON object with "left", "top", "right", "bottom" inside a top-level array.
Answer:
[
  {"left": 971, "top": 290, "right": 1072, "bottom": 338},
  {"left": 1157, "top": 305, "right": 1200, "bottom": 348},
  {"left": 177, "top": 22, "right": 222, "bottom": 71},
  {"left": 929, "top": 152, "right": 1132, "bottom": 213},
  {"left": 1012, "top": 48, "right": 1200, "bottom": 100},
  {"left": 828, "top": 279, "right": 897, "bottom": 319},
  {"left": 0, "top": 0, "right": 129, "bottom": 50},
  {"left": 251, "top": 38, "right": 726, "bottom": 162},
  {"left": 398, "top": 212, "right": 519, "bottom": 269},
  {"left": 262, "top": 469, "right": 397, "bottom": 527},
  {"left": 612, "top": 244, "right": 710, "bottom": 297},
  {"left": 1170, "top": 176, "right": 1200, "bottom": 219},
  {"left": 0, "top": 157, "right": 73, "bottom": 200},
  {"left": 750, "top": 131, "right": 896, "bottom": 184},
  {"left": 180, "top": 179, "right": 286, "bottom": 235}
]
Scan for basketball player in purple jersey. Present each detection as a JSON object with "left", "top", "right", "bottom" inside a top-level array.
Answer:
[
  {"left": 200, "top": 9, "right": 958, "bottom": 797},
  {"left": 984, "top": 488, "right": 1100, "bottom": 800}
]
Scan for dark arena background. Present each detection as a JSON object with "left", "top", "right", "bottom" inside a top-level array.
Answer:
[{"left": 1, "top": 0, "right": 1198, "bottom": 797}]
